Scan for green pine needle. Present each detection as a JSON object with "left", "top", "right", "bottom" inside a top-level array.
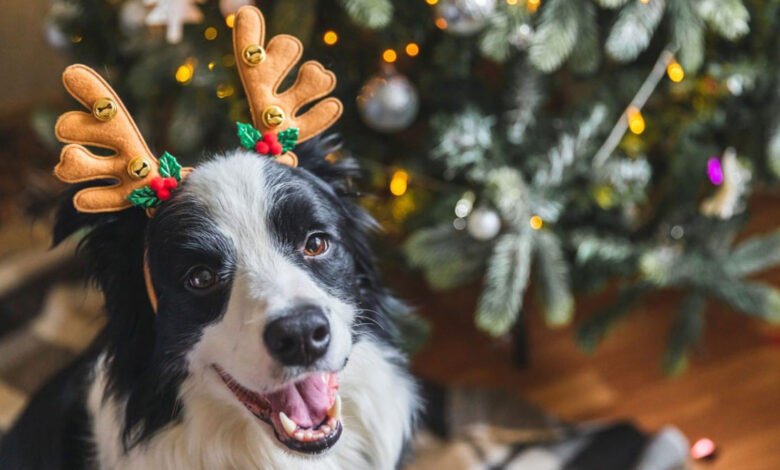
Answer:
[
  {"left": 605, "top": 0, "right": 666, "bottom": 63},
  {"left": 476, "top": 231, "right": 532, "bottom": 337},
  {"left": 696, "top": 0, "right": 750, "bottom": 41},
  {"left": 528, "top": 0, "right": 582, "bottom": 73},
  {"left": 533, "top": 231, "right": 574, "bottom": 327},
  {"left": 669, "top": 0, "right": 705, "bottom": 72},
  {"left": 338, "top": 0, "right": 393, "bottom": 29},
  {"left": 663, "top": 294, "right": 706, "bottom": 376}
]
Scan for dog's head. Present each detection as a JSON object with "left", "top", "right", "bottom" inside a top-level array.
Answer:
[{"left": 55, "top": 139, "right": 407, "bottom": 456}]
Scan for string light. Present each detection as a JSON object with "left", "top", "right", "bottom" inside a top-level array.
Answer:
[
  {"left": 175, "top": 60, "right": 195, "bottom": 84},
  {"left": 425, "top": 0, "right": 438, "bottom": 4},
  {"left": 405, "top": 42, "right": 420, "bottom": 57},
  {"left": 382, "top": 49, "right": 397, "bottom": 63},
  {"left": 323, "top": 30, "right": 338, "bottom": 46},
  {"left": 70, "top": 34, "right": 83, "bottom": 43},
  {"left": 526, "top": 0, "right": 540, "bottom": 13},
  {"left": 639, "top": 0, "right": 650, "bottom": 3},
  {"left": 691, "top": 438, "right": 717, "bottom": 461},
  {"left": 506, "top": 0, "right": 519, "bottom": 4},
  {"left": 225, "top": 13, "right": 236, "bottom": 28},
  {"left": 204, "top": 27, "right": 218, "bottom": 40},
  {"left": 435, "top": 17, "right": 448, "bottom": 29},
  {"left": 666, "top": 60, "right": 684, "bottom": 82},
  {"left": 627, "top": 106, "right": 645, "bottom": 135},
  {"left": 389, "top": 170, "right": 409, "bottom": 196},
  {"left": 707, "top": 157, "right": 724, "bottom": 185},
  {"left": 208, "top": 61, "right": 215, "bottom": 70},
  {"left": 216, "top": 83, "right": 234, "bottom": 99},
  {"left": 529, "top": 215, "right": 543, "bottom": 230}
]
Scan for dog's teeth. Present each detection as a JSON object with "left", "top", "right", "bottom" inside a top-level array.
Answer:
[
  {"left": 304, "top": 431, "right": 313, "bottom": 441},
  {"left": 279, "top": 412, "right": 297, "bottom": 436},
  {"left": 312, "top": 430, "right": 324, "bottom": 440},
  {"left": 294, "top": 430, "right": 304, "bottom": 441},
  {"left": 327, "top": 394, "right": 341, "bottom": 419},
  {"left": 320, "top": 425, "right": 331, "bottom": 434},
  {"left": 327, "top": 417, "right": 338, "bottom": 428}
]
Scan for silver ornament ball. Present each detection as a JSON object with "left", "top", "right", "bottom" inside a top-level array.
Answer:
[
  {"left": 357, "top": 72, "right": 419, "bottom": 133},
  {"left": 435, "top": 0, "right": 497, "bottom": 35},
  {"left": 467, "top": 207, "right": 501, "bottom": 241}
]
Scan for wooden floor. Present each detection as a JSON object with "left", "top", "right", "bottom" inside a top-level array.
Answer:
[{"left": 404, "top": 192, "right": 780, "bottom": 470}]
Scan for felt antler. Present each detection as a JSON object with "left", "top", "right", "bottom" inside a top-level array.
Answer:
[
  {"left": 232, "top": 6, "right": 343, "bottom": 167},
  {"left": 54, "top": 65, "right": 188, "bottom": 213}
]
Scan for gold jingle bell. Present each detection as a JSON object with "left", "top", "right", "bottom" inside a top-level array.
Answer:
[
  {"left": 242, "top": 44, "right": 266, "bottom": 66},
  {"left": 262, "top": 105, "right": 285, "bottom": 128},
  {"left": 93, "top": 97, "right": 118, "bottom": 121},
  {"left": 127, "top": 156, "right": 152, "bottom": 179}
]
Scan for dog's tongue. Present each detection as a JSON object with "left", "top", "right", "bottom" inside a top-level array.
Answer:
[{"left": 267, "top": 373, "right": 335, "bottom": 428}]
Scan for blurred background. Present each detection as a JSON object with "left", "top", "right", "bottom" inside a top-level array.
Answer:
[{"left": 0, "top": 0, "right": 779, "bottom": 468}]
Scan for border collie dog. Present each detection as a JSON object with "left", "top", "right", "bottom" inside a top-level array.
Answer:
[{"left": 0, "top": 140, "right": 418, "bottom": 469}]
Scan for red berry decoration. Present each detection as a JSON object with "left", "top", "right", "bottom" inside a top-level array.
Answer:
[
  {"left": 156, "top": 188, "right": 171, "bottom": 201},
  {"left": 255, "top": 140, "right": 270, "bottom": 155},
  {"left": 263, "top": 132, "right": 278, "bottom": 145},
  {"left": 270, "top": 142, "right": 283, "bottom": 156},
  {"left": 163, "top": 177, "right": 178, "bottom": 189},
  {"left": 149, "top": 176, "right": 164, "bottom": 192}
]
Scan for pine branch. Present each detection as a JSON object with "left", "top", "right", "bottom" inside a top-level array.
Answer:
[
  {"left": 704, "top": 278, "right": 780, "bottom": 323},
  {"left": 726, "top": 230, "right": 780, "bottom": 277},
  {"left": 505, "top": 60, "right": 544, "bottom": 145},
  {"left": 696, "top": 0, "right": 750, "bottom": 41},
  {"left": 597, "top": 0, "right": 630, "bottom": 9},
  {"left": 485, "top": 168, "right": 530, "bottom": 227},
  {"left": 338, "top": 0, "right": 393, "bottom": 29},
  {"left": 533, "top": 231, "right": 574, "bottom": 327},
  {"left": 663, "top": 293, "right": 706, "bottom": 375},
  {"left": 404, "top": 224, "right": 489, "bottom": 290},
  {"left": 577, "top": 283, "right": 650, "bottom": 352},
  {"left": 479, "top": 3, "right": 530, "bottom": 63},
  {"left": 476, "top": 231, "right": 533, "bottom": 336},
  {"left": 567, "top": 0, "right": 600, "bottom": 75},
  {"left": 669, "top": 0, "right": 706, "bottom": 72},
  {"left": 528, "top": 0, "right": 584, "bottom": 73},
  {"left": 605, "top": 0, "right": 666, "bottom": 63}
]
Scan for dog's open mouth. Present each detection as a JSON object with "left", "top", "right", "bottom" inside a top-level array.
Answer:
[{"left": 214, "top": 365, "right": 342, "bottom": 454}]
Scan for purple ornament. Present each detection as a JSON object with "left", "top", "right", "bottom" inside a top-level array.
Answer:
[{"left": 707, "top": 157, "right": 724, "bottom": 186}]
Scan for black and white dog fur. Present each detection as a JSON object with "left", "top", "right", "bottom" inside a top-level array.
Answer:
[{"left": 0, "top": 140, "right": 418, "bottom": 469}]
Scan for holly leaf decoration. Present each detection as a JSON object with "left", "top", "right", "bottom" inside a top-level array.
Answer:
[
  {"left": 158, "top": 152, "right": 182, "bottom": 180},
  {"left": 237, "top": 122, "right": 262, "bottom": 150},
  {"left": 278, "top": 127, "right": 300, "bottom": 153},
  {"left": 128, "top": 186, "right": 161, "bottom": 209}
]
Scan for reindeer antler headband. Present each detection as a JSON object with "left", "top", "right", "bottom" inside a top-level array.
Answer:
[{"left": 53, "top": 6, "right": 342, "bottom": 308}]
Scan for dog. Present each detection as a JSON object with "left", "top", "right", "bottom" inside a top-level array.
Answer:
[{"left": 0, "top": 138, "right": 419, "bottom": 469}]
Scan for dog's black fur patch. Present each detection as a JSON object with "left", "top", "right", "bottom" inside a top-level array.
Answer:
[{"left": 0, "top": 138, "right": 409, "bottom": 468}]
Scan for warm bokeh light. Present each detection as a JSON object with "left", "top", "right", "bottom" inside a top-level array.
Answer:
[
  {"left": 426, "top": 0, "right": 438, "bottom": 5},
  {"left": 216, "top": 83, "right": 234, "bottom": 99},
  {"left": 506, "top": 0, "right": 519, "bottom": 4},
  {"left": 208, "top": 61, "right": 215, "bottom": 70},
  {"left": 225, "top": 14, "right": 236, "bottom": 28},
  {"left": 389, "top": 170, "right": 409, "bottom": 196},
  {"left": 323, "top": 30, "right": 338, "bottom": 46},
  {"left": 690, "top": 438, "right": 716, "bottom": 460},
  {"left": 639, "top": 0, "right": 650, "bottom": 3},
  {"left": 667, "top": 61, "right": 684, "bottom": 82},
  {"left": 529, "top": 215, "right": 543, "bottom": 230},
  {"left": 204, "top": 27, "right": 218, "bottom": 40},
  {"left": 435, "top": 17, "right": 448, "bottom": 29},
  {"left": 405, "top": 43, "right": 420, "bottom": 57},
  {"left": 175, "top": 63, "right": 194, "bottom": 84},
  {"left": 526, "top": 0, "right": 540, "bottom": 13},
  {"left": 627, "top": 107, "right": 646, "bottom": 135},
  {"left": 382, "top": 49, "right": 397, "bottom": 63}
]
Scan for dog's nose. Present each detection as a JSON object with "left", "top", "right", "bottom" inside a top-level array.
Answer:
[{"left": 263, "top": 305, "right": 331, "bottom": 366}]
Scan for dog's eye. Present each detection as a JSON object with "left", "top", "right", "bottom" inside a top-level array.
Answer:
[
  {"left": 303, "top": 233, "right": 329, "bottom": 257},
  {"left": 187, "top": 266, "right": 217, "bottom": 290}
]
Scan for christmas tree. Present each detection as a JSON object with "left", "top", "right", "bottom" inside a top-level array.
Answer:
[{"left": 42, "top": 0, "right": 780, "bottom": 373}]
